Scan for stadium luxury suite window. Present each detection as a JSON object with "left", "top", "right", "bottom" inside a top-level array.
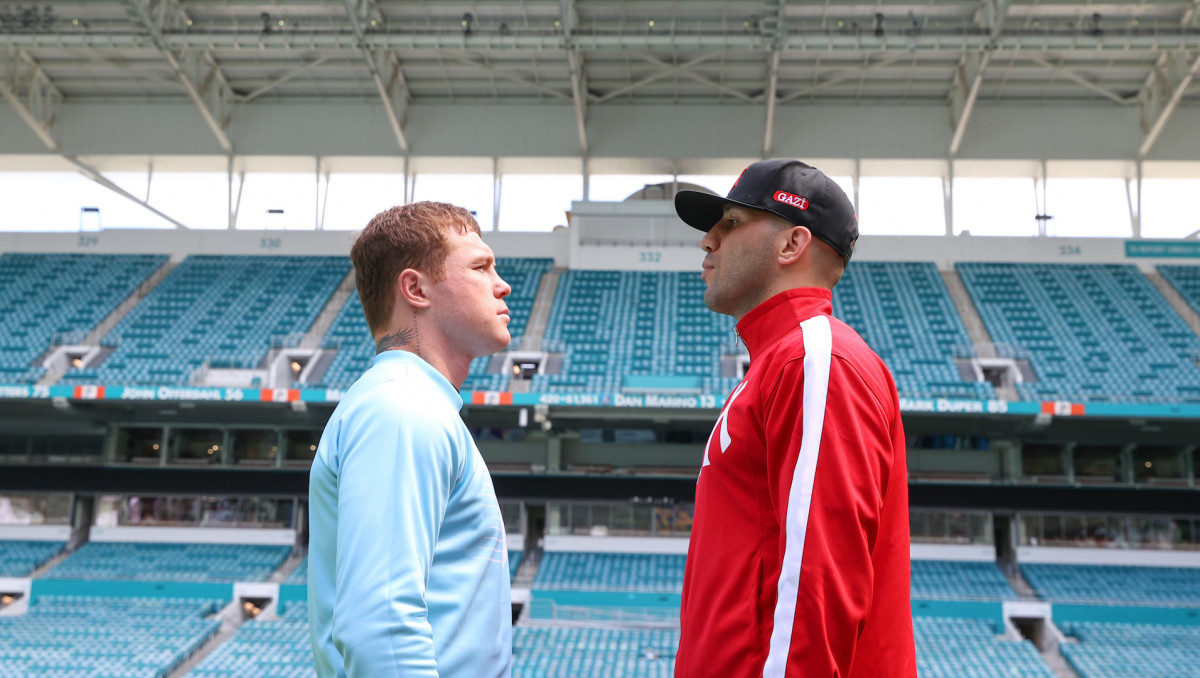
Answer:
[
  {"left": 1072, "top": 445, "right": 1122, "bottom": 483},
  {"left": 1020, "top": 443, "right": 1066, "bottom": 482},
  {"left": 283, "top": 430, "right": 320, "bottom": 468},
  {"left": 116, "top": 427, "right": 165, "bottom": 464},
  {"left": 233, "top": 429, "right": 279, "bottom": 467},
  {"left": 1134, "top": 446, "right": 1187, "bottom": 485},
  {"left": 171, "top": 428, "right": 224, "bottom": 466},
  {"left": 30, "top": 435, "right": 102, "bottom": 464}
]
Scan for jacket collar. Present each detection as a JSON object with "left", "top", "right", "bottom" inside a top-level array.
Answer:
[
  {"left": 735, "top": 287, "right": 833, "bottom": 361},
  {"left": 372, "top": 349, "right": 464, "bottom": 411}
]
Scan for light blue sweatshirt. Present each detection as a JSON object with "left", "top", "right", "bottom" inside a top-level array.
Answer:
[{"left": 308, "top": 350, "right": 512, "bottom": 678}]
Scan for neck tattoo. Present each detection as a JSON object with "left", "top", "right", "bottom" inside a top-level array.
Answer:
[{"left": 375, "top": 326, "right": 414, "bottom": 353}]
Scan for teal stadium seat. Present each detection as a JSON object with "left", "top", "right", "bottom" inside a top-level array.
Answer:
[
  {"left": 834, "top": 262, "right": 995, "bottom": 400},
  {"left": 190, "top": 601, "right": 314, "bottom": 678},
  {"left": 284, "top": 555, "right": 307, "bottom": 585},
  {"left": 910, "top": 560, "right": 1018, "bottom": 601},
  {"left": 537, "top": 271, "right": 738, "bottom": 395},
  {"left": 958, "top": 263, "right": 1200, "bottom": 403},
  {"left": 44, "top": 542, "right": 290, "bottom": 583},
  {"left": 915, "top": 616, "right": 1056, "bottom": 677},
  {"left": 538, "top": 264, "right": 991, "bottom": 398},
  {"left": 512, "top": 627, "right": 679, "bottom": 677},
  {"left": 59, "top": 255, "right": 348, "bottom": 387},
  {"left": 0, "top": 540, "right": 65, "bottom": 577},
  {"left": 0, "top": 253, "right": 166, "bottom": 384},
  {"left": 0, "top": 596, "right": 222, "bottom": 678},
  {"left": 1021, "top": 563, "right": 1200, "bottom": 606},
  {"left": 1058, "top": 621, "right": 1200, "bottom": 678},
  {"left": 533, "top": 552, "right": 685, "bottom": 593}
]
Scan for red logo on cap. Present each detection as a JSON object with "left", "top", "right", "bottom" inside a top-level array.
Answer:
[
  {"left": 773, "top": 190, "right": 809, "bottom": 210},
  {"left": 731, "top": 167, "right": 748, "bottom": 190}
]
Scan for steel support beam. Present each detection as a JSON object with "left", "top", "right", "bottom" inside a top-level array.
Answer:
[
  {"left": 1019, "top": 54, "right": 1133, "bottom": 105},
  {"left": 948, "top": 49, "right": 991, "bottom": 157},
  {"left": 123, "top": 0, "right": 233, "bottom": 153},
  {"left": 0, "top": 49, "right": 60, "bottom": 151},
  {"left": 342, "top": 0, "right": 409, "bottom": 153},
  {"left": 560, "top": 0, "right": 588, "bottom": 153},
  {"left": 238, "top": 56, "right": 335, "bottom": 103},
  {"left": 66, "top": 156, "right": 189, "bottom": 229},
  {"left": 1138, "top": 49, "right": 1200, "bottom": 158},
  {"left": 762, "top": 0, "right": 787, "bottom": 156},
  {"left": 947, "top": 0, "right": 1009, "bottom": 156},
  {"left": 636, "top": 54, "right": 755, "bottom": 102},
  {"left": 777, "top": 54, "right": 910, "bottom": 103},
  {"left": 452, "top": 54, "right": 571, "bottom": 102},
  {"left": 591, "top": 53, "right": 720, "bottom": 104},
  {"left": 5, "top": 29, "right": 1200, "bottom": 54}
]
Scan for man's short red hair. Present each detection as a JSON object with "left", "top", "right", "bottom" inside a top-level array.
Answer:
[{"left": 350, "top": 202, "right": 481, "bottom": 334}]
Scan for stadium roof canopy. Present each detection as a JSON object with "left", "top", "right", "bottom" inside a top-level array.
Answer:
[{"left": 1, "top": 0, "right": 1199, "bottom": 162}]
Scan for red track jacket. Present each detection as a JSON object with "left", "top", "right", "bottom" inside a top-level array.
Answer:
[{"left": 677, "top": 288, "right": 916, "bottom": 678}]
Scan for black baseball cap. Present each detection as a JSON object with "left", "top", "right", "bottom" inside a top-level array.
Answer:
[{"left": 674, "top": 158, "right": 858, "bottom": 262}]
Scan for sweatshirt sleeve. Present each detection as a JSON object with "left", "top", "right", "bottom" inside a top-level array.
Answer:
[
  {"left": 330, "top": 389, "right": 462, "bottom": 677},
  {"left": 759, "top": 325, "right": 897, "bottom": 677}
]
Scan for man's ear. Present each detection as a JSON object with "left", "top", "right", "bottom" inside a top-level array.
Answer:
[
  {"left": 778, "top": 226, "right": 813, "bottom": 266},
  {"left": 396, "top": 268, "right": 431, "bottom": 309}
]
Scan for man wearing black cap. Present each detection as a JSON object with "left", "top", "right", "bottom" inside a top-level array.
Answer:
[{"left": 674, "top": 159, "right": 916, "bottom": 678}]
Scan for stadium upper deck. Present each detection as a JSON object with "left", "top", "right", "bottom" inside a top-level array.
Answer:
[{"left": 2, "top": 220, "right": 1200, "bottom": 419}]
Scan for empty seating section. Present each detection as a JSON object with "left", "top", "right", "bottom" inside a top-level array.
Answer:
[
  {"left": 958, "top": 263, "right": 1200, "bottom": 402},
  {"left": 1160, "top": 266, "right": 1200, "bottom": 318},
  {"left": 510, "top": 550, "right": 522, "bottom": 581},
  {"left": 0, "top": 540, "right": 64, "bottom": 577},
  {"left": 0, "top": 595, "right": 221, "bottom": 678},
  {"left": 315, "top": 290, "right": 372, "bottom": 388},
  {"left": 284, "top": 556, "right": 307, "bottom": 585},
  {"left": 1058, "top": 621, "right": 1200, "bottom": 678},
  {"left": 61, "top": 256, "right": 348, "bottom": 386},
  {"left": 538, "top": 271, "right": 737, "bottom": 394},
  {"left": 512, "top": 627, "right": 678, "bottom": 678},
  {"left": 914, "top": 616, "right": 1055, "bottom": 678},
  {"left": 316, "top": 258, "right": 551, "bottom": 389},
  {"left": 910, "top": 560, "right": 1018, "bottom": 601},
  {"left": 462, "top": 258, "right": 553, "bottom": 392},
  {"left": 1021, "top": 564, "right": 1200, "bottom": 606},
  {"left": 190, "top": 602, "right": 313, "bottom": 678},
  {"left": 534, "top": 552, "right": 684, "bottom": 593},
  {"left": 0, "top": 253, "right": 166, "bottom": 384},
  {"left": 44, "top": 542, "right": 290, "bottom": 583},
  {"left": 834, "top": 262, "right": 993, "bottom": 399}
]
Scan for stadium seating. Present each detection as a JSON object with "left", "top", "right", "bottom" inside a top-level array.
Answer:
[
  {"left": 1160, "top": 265, "right": 1200, "bottom": 319},
  {"left": 510, "top": 550, "right": 523, "bottom": 581},
  {"left": 315, "top": 258, "right": 552, "bottom": 389},
  {"left": 914, "top": 616, "right": 1055, "bottom": 678},
  {"left": 0, "top": 595, "right": 221, "bottom": 677},
  {"left": 0, "top": 253, "right": 166, "bottom": 384},
  {"left": 958, "top": 263, "right": 1200, "bottom": 402},
  {"left": 1021, "top": 563, "right": 1200, "bottom": 606},
  {"left": 1058, "top": 621, "right": 1200, "bottom": 678},
  {"left": 190, "top": 601, "right": 313, "bottom": 678},
  {"left": 60, "top": 255, "right": 348, "bottom": 386},
  {"left": 537, "top": 271, "right": 739, "bottom": 395},
  {"left": 284, "top": 556, "right": 307, "bottom": 585},
  {"left": 512, "top": 626, "right": 678, "bottom": 677},
  {"left": 910, "top": 560, "right": 1018, "bottom": 601},
  {"left": 43, "top": 542, "right": 290, "bottom": 583},
  {"left": 534, "top": 552, "right": 684, "bottom": 593},
  {"left": 0, "top": 540, "right": 64, "bottom": 577},
  {"left": 536, "top": 264, "right": 990, "bottom": 398},
  {"left": 834, "top": 262, "right": 994, "bottom": 399}
]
